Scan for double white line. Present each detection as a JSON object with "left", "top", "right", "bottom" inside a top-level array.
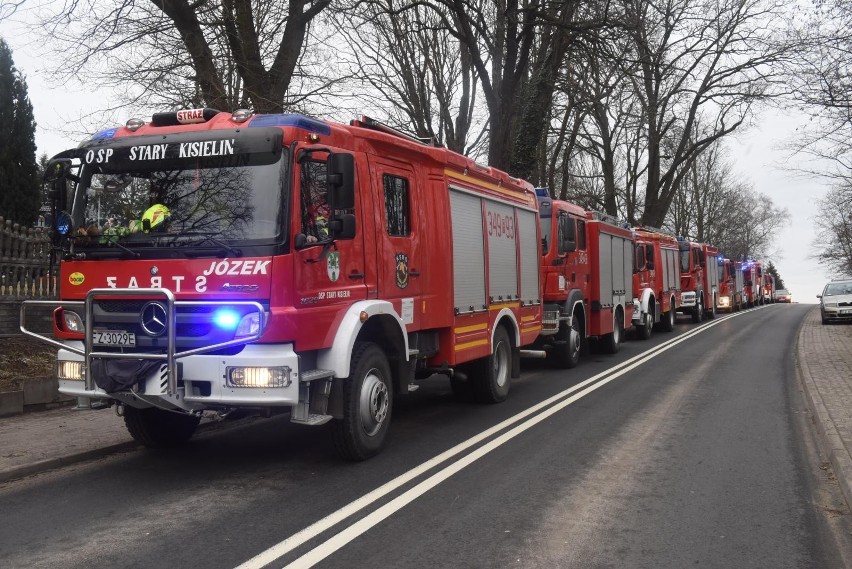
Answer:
[{"left": 238, "top": 308, "right": 760, "bottom": 569}]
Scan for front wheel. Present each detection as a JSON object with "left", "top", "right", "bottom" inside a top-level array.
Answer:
[
  {"left": 691, "top": 294, "right": 704, "bottom": 323},
  {"left": 472, "top": 326, "right": 512, "bottom": 403},
  {"left": 332, "top": 342, "right": 393, "bottom": 461},
  {"left": 555, "top": 314, "right": 582, "bottom": 369},
  {"left": 123, "top": 406, "right": 200, "bottom": 448},
  {"left": 636, "top": 307, "right": 653, "bottom": 341},
  {"left": 658, "top": 298, "right": 676, "bottom": 332}
]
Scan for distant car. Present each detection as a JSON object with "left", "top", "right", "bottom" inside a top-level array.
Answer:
[
  {"left": 818, "top": 279, "right": 852, "bottom": 324},
  {"left": 774, "top": 289, "right": 792, "bottom": 303}
]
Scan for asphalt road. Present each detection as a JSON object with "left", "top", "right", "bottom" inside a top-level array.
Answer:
[{"left": 1, "top": 304, "right": 850, "bottom": 568}]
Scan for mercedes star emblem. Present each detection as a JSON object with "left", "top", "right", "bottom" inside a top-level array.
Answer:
[{"left": 140, "top": 301, "right": 168, "bottom": 336}]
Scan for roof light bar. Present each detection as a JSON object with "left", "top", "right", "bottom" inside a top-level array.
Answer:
[{"left": 151, "top": 108, "right": 221, "bottom": 127}]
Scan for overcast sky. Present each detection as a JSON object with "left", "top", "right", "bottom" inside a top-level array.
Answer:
[{"left": 0, "top": 11, "right": 833, "bottom": 304}]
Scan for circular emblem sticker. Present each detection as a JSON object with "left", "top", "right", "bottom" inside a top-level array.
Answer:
[
  {"left": 69, "top": 272, "right": 85, "bottom": 286},
  {"left": 327, "top": 251, "right": 340, "bottom": 282},
  {"left": 395, "top": 253, "right": 409, "bottom": 289}
]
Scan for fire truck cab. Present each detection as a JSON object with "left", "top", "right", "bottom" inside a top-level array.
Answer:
[{"left": 23, "top": 109, "right": 543, "bottom": 460}]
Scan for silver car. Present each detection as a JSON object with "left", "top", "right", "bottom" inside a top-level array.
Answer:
[{"left": 818, "top": 279, "right": 852, "bottom": 324}]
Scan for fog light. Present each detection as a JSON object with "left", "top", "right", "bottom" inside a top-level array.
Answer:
[
  {"left": 58, "top": 360, "right": 84, "bottom": 381},
  {"left": 63, "top": 311, "right": 84, "bottom": 333},
  {"left": 226, "top": 366, "right": 290, "bottom": 388}
]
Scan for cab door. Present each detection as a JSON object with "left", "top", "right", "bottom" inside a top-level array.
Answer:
[{"left": 369, "top": 157, "right": 422, "bottom": 329}]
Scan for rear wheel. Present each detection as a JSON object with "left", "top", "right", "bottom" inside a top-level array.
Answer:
[
  {"left": 706, "top": 295, "right": 717, "bottom": 320},
  {"left": 332, "top": 342, "right": 393, "bottom": 461},
  {"left": 472, "top": 326, "right": 512, "bottom": 403},
  {"left": 691, "top": 294, "right": 704, "bottom": 323},
  {"left": 601, "top": 309, "right": 624, "bottom": 354},
  {"left": 658, "top": 297, "right": 676, "bottom": 332},
  {"left": 123, "top": 406, "right": 200, "bottom": 448}
]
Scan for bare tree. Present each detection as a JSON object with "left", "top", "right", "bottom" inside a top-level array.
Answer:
[
  {"left": 812, "top": 182, "right": 852, "bottom": 276},
  {"left": 36, "top": 0, "right": 332, "bottom": 115},
  {"left": 620, "top": 0, "right": 792, "bottom": 227},
  {"left": 665, "top": 140, "right": 789, "bottom": 260},
  {"left": 335, "top": 0, "right": 480, "bottom": 153}
]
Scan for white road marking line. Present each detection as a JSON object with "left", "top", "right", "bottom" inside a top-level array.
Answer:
[{"left": 237, "top": 309, "right": 756, "bottom": 569}]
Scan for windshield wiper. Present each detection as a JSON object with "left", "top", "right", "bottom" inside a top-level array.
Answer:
[
  {"left": 177, "top": 234, "right": 243, "bottom": 258},
  {"left": 106, "top": 237, "right": 140, "bottom": 258}
]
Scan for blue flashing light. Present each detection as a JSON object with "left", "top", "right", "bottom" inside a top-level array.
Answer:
[
  {"left": 91, "top": 128, "right": 119, "bottom": 140},
  {"left": 248, "top": 114, "right": 331, "bottom": 135},
  {"left": 534, "top": 187, "right": 549, "bottom": 197},
  {"left": 213, "top": 309, "right": 240, "bottom": 330}
]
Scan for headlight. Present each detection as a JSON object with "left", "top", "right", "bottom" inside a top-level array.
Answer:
[
  {"left": 58, "top": 360, "right": 84, "bottom": 381},
  {"left": 825, "top": 303, "right": 838, "bottom": 308},
  {"left": 63, "top": 311, "right": 84, "bottom": 332},
  {"left": 226, "top": 366, "right": 291, "bottom": 388}
]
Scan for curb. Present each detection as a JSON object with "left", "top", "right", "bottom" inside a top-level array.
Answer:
[
  {"left": 0, "top": 441, "right": 140, "bottom": 485},
  {"left": 795, "top": 308, "right": 852, "bottom": 510},
  {"left": 0, "top": 413, "right": 264, "bottom": 485}
]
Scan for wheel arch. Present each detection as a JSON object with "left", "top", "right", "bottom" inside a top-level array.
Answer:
[{"left": 317, "top": 300, "right": 409, "bottom": 380}]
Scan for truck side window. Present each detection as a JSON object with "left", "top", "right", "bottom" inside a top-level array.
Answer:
[
  {"left": 635, "top": 244, "right": 646, "bottom": 272},
  {"left": 558, "top": 213, "right": 576, "bottom": 254},
  {"left": 576, "top": 220, "right": 587, "bottom": 250},
  {"left": 300, "top": 160, "right": 329, "bottom": 242},
  {"left": 383, "top": 175, "right": 410, "bottom": 237},
  {"left": 645, "top": 244, "right": 654, "bottom": 269}
]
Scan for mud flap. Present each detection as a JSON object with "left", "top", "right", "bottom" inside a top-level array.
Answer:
[{"left": 511, "top": 346, "right": 521, "bottom": 379}]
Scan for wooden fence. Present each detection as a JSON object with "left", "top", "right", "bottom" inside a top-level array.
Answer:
[{"left": 0, "top": 217, "right": 56, "bottom": 334}]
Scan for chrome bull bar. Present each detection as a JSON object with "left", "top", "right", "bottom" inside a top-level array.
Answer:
[{"left": 20, "top": 288, "right": 266, "bottom": 396}]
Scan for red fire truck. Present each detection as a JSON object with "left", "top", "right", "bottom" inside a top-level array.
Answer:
[
  {"left": 631, "top": 228, "right": 682, "bottom": 338},
  {"left": 534, "top": 194, "right": 634, "bottom": 366},
  {"left": 22, "top": 109, "right": 544, "bottom": 460},
  {"left": 762, "top": 273, "right": 776, "bottom": 304},
  {"left": 716, "top": 258, "right": 745, "bottom": 312},
  {"left": 741, "top": 260, "right": 764, "bottom": 307},
  {"left": 676, "top": 238, "right": 719, "bottom": 322}
]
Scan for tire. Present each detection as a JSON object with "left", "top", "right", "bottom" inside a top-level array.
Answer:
[
  {"left": 658, "top": 297, "right": 676, "bottom": 332},
  {"left": 472, "top": 326, "right": 512, "bottom": 404},
  {"left": 332, "top": 342, "right": 393, "bottom": 461},
  {"left": 123, "top": 406, "right": 200, "bottom": 448},
  {"left": 554, "top": 313, "right": 582, "bottom": 369},
  {"left": 706, "top": 296, "right": 717, "bottom": 320},
  {"left": 691, "top": 294, "right": 703, "bottom": 323},
  {"left": 636, "top": 304, "right": 653, "bottom": 341},
  {"left": 601, "top": 309, "right": 624, "bottom": 354}
]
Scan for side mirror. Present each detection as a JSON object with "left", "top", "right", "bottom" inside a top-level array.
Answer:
[
  {"left": 331, "top": 213, "right": 356, "bottom": 239},
  {"left": 327, "top": 153, "right": 354, "bottom": 210},
  {"left": 817, "top": 294, "right": 822, "bottom": 299},
  {"left": 43, "top": 159, "right": 73, "bottom": 183}
]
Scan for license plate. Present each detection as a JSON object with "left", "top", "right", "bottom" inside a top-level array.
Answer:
[
  {"left": 841, "top": 309, "right": 852, "bottom": 315},
  {"left": 93, "top": 330, "right": 136, "bottom": 347}
]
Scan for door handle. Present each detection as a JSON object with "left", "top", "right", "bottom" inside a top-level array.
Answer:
[
  {"left": 409, "top": 269, "right": 420, "bottom": 276},
  {"left": 349, "top": 271, "right": 365, "bottom": 279}
]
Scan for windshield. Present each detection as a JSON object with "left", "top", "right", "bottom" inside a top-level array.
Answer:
[
  {"left": 65, "top": 131, "right": 287, "bottom": 251},
  {"left": 824, "top": 282, "right": 852, "bottom": 296}
]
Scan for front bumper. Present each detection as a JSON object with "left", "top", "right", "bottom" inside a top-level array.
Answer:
[
  {"left": 822, "top": 307, "right": 852, "bottom": 322},
  {"left": 57, "top": 342, "right": 301, "bottom": 409}
]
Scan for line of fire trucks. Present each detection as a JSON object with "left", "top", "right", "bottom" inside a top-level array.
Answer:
[{"left": 24, "top": 109, "right": 779, "bottom": 459}]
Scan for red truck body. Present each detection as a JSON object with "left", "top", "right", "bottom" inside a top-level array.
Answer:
[
  {"left": 23, "top": 110, "right": 544, "bottom": 459},
  {"left": 535, "top": 195, "right": 634, "bottom": 366},
  {"left": 716, "top": 258, "right": 745, "bottom": 312},
  {"left": 741, "top": 260, "right": 764, "bottom": 307},
  {"left": 676, "top": 239, "right": 719, "bottom": 322},
  {"left": 631, "top": 228, "right": 682, "bottom": 337}
]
